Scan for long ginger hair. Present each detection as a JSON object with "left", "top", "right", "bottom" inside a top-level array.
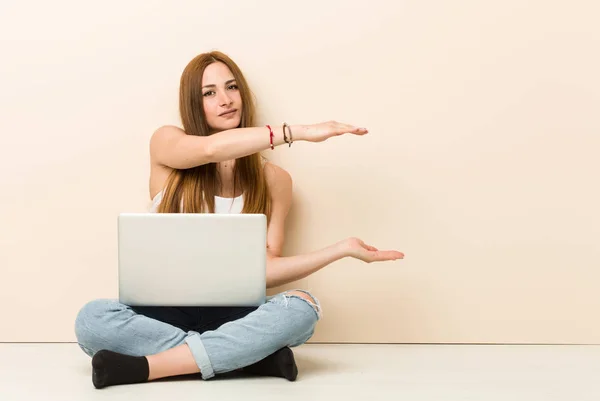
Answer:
[{"left": 156, "top": 51, "right": 271, "bottom": 220}]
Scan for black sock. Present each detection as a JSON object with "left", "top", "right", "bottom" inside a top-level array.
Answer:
[
  {"left": 91, "top": 350, "right": 149, "bottom": 389},
  {"left": 242, "top": 347, "right": 298, "bottom": 381}
]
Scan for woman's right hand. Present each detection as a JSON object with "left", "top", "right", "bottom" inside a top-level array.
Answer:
[{"left": 298, "top": 121, "right": 369, "bottom": 143}]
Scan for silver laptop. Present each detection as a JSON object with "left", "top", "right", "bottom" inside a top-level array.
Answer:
[{"left": 117, "top": 213, "right": 267, "bottom": 307}]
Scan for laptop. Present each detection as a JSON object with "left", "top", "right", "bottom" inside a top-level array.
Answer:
[{"left": 117, "top": 213, "right": 267, "bottom": 307}]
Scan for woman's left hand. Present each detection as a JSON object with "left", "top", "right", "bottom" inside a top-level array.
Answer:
[{"left": 339, "top": 237, "right": 404, "bottom": 263}]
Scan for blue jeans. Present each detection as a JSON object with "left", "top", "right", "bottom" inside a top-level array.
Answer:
[{"left": 74, "top": 290, "right": 321, "bottom": 380}]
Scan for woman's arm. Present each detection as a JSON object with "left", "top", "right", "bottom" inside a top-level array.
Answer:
[
  {"left": 267, "top": 237, "right": 404, "bottom": 288},
  {"left": 266, "top": 241, "right": 349, "bottom": 289},
  {"left": 150, "top": 122, "right": 368, "bottom": 170},
  {"left": 264, "top": 163, "right": 403, "bottom": 289},
  {"left": 263, "top": 163, "right": 345, "bottom": 288},
  {"left": 150, "top": 124, "right": 293, "bottom": 170}
]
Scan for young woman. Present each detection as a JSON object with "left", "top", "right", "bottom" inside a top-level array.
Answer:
[{"left": 74, "top": 51, "right": 404, "bottom": 389}]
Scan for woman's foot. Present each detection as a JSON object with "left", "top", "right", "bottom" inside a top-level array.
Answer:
[
  {"left": 91, "top": 350, "right": 149, "bottom": 389},
  {"left": 242, "top": 347, "right": 298, "bottom": 381},
  {"left": 91, "top": 347, "right": 298, "bottom": 388}
]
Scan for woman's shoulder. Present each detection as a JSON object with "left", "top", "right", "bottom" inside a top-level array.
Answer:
[
  {"left": 263, "top": 160, "right": 292, "bottom": 195},
  {"left": 151, "top": 125, "right": 185, "bottom": 144},
  {"left": 154, "top": 124, "right": 185, "bottom": 134}
]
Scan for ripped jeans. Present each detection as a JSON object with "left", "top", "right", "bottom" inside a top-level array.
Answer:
[{"left": 74, "top": 290, "right": 321, "bottom": 380}]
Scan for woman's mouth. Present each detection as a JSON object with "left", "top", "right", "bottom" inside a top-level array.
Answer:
[{"left": 219, "top": 109, "right": 237, "bottom": 118}]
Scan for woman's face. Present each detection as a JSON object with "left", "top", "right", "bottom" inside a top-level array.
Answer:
[{"left": 202, "top": 62, "right": 243, "bottom": 131}]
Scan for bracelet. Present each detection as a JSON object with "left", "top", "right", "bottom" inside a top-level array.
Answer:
[
  {"left": 266, "top": 125, "right": 274, "bottom": 150},
  {"left": 282, "top": 123, "right": 289, "bottom": 144},
  {"left": 283, "top": 122, "right": 293, "bottom": 147}
]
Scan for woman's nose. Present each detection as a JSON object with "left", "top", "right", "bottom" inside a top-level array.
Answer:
[{"left": 218, "top": 92, "right": 233, "bottom": 107}]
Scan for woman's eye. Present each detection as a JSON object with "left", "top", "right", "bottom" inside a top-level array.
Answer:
[
  {"left": 203, "top": 91, "right": 215, "bottom": 97},
  {"left": 228, "top": 85, "right": 238, "bottom": 90}
]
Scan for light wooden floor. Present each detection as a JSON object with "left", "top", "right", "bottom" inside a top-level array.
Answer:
[{"left": 1, "top": 343, "right": 599, "bottom": 401}]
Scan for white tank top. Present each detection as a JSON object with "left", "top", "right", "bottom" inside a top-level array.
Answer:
[
  {"left": 150, "top": 191, "right": 244, "bottom": 214},
  {"left": 150, "top": 157, "right": 266, "bottom": 214}
]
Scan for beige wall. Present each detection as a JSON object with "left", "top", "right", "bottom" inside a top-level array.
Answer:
[{"left": 1, "top": 1, "right": 599, "bottom": 343}]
